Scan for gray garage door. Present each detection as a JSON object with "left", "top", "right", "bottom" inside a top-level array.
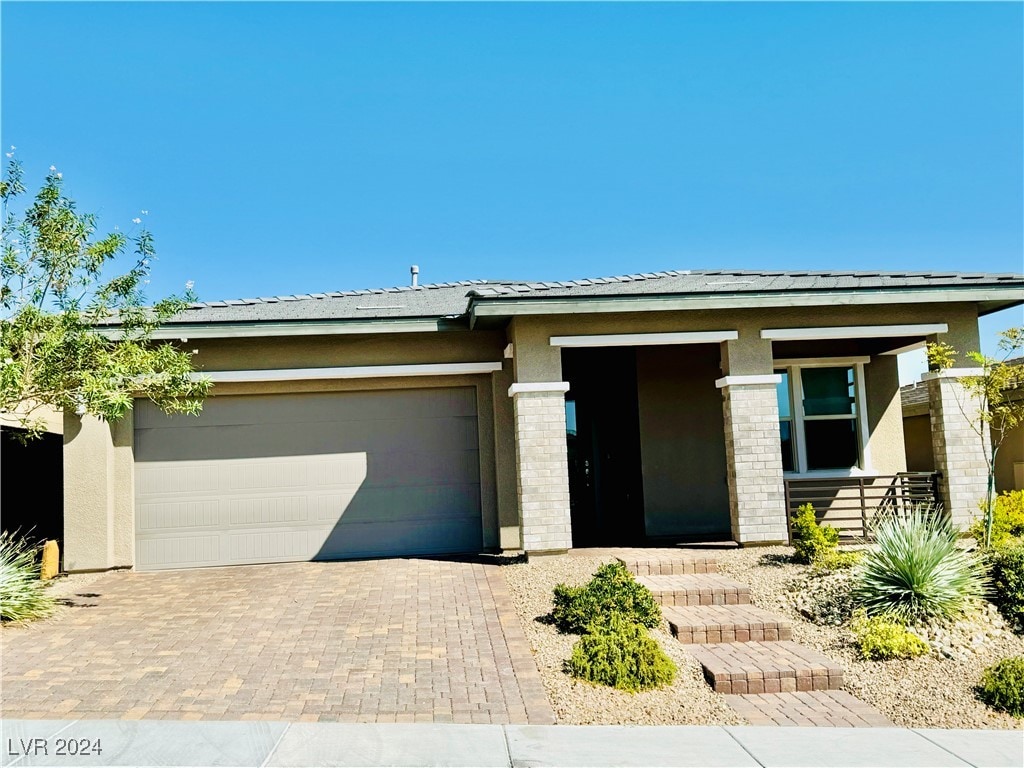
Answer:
[{"left": 134, "top": 387, "right": 482, "bottom": 570}]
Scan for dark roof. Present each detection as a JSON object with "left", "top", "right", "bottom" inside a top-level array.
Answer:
[{"left": 171, "top": 268, "right": 1024, "bottom": 325}]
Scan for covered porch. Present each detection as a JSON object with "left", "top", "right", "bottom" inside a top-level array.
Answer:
[{"left": 505, "top": 316, "right": 987, "bottom": 553}]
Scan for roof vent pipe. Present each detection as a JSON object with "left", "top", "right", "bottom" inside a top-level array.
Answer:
[{"left": 410, "top": 264, "right": 419, "bottom": 287}]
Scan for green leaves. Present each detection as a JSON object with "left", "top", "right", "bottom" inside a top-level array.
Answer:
[{"left": 1, "top": 158, "right": 209, "bottom": 432}]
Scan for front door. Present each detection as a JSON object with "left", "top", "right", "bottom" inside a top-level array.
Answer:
[{"left": 563, "top": 347, "right": 645, "bottom": 547}]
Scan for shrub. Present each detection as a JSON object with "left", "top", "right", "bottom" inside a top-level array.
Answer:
[
  {"left": 849, "top": 610, "right": 929, "bottom": 660},
  {"left": 988, "top": 542, "right": 1024, "bottom": 629},
  {"left": 813, "top": 549, "right": 863, "bottom": 573},
  {"left": 977, "top": 657, "right": 1024, "bottom": 717},
  {"left": 790, "top": 503, "right": 840, "bottom": 565},
  {"left": 852, "top": 506, "right": 988, "bottom": 623},
  {"left": 968, "top": 491, "right": 1024, "bottom": 548},
  {"left": 564, "top": 614, "right": 676, "bottom": 692},
  {"left": 552, "top": 561, "right": 661, "bottom": 634},
  {"left": 0, "top": 532, "right": 55, "bottom": 623}
]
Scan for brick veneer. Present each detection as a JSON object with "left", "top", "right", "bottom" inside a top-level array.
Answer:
[
  {"left": 510, "top": 386, "right": 573, "bottom": 553},
  {"left": 720, "top": 381, "right": 789, "bottom": 544},
  {"left": 927, "top": 372, "right": 990, "bottom": 529}
]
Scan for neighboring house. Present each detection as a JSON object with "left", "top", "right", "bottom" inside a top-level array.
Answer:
[
  {"left": 902, "top": 357, "right": 1024, "bottom": 494},
  {"left": 61, "top": 268, "right": 1024, "bottom": 572}
]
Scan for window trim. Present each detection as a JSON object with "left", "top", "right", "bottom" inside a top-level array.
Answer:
[{"left": 776, "top": 358, "right": 872, "bottom": 476}]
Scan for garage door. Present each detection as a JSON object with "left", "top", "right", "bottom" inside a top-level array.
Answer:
[{"left": 134, "top": 387, "right": 482, "bottom": 570}]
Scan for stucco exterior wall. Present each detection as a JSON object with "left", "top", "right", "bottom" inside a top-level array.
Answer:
[
  {"left": 63, "top": 411, "right": 133, "bottom": 572},
  {"left": 635, "top": 344, "right": 730, "bottom": 537},
  {"left": 995, "top": 423, "right": 1023, "bottom": 492},
  {"left": 903, "top": 412, "right": 1023, "bottom": 493},
  {"left": 864, "top": 354, "right": 907, "bottom": 475},
  {"left": 1, "top": 405, "right": 64, "bottom": 435},
  {"left": 500, "top": 303, "right": 972, "bottom": 349},
  {"left": 903, "top": 413, "right": 935, "bottom": 472}
]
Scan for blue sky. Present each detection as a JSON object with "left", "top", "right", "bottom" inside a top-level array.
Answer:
[{"left": 2, "top": 2, "right": 1021, "bottom": 378}]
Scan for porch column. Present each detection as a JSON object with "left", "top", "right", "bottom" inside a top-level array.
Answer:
[
  {"left": 509, "top": 382, "right": 573, "bottom": 554},
  {"left": 924, "top": 369, "right": 989, "bottom": 529},
  {"left": 717, "top": 375, "right": 789, "bottom": 544}
]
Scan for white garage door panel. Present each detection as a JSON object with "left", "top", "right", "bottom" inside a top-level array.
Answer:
[{"left": 134, "top": 388, "right": 483, "bottom": 570}]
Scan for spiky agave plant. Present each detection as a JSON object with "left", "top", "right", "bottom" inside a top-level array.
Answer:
[
  {"left": 0, "top": 532, "right": 55, "bottom": 622},
  {"left": 852, "top": 505, "right": 988, "bottom": 623}
]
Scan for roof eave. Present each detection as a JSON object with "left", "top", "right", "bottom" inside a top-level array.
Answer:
[
  {"left": 468, "top": 286, "right": 1024, "bottom": 326},
  {"left": 138, "top": 316, "right": 470, "bottom": 340}
]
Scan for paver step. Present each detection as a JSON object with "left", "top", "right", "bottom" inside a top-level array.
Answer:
[
  {"left": 686, "top": 640, "right": 844, "bottom": 694},
  {"left": 636, "top": 574, "right": 750, "bottom": 606},
  {"left": 665, "top": 604, "right": 793, "bottom": 644},
  {"left": 616, "top": 551, "right": 718, "bottom": 576},
  {"left": 725, "top": 691, "right": 895, "bottom": 727}
]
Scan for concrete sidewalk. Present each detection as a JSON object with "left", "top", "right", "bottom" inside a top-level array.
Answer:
[{"left": 1, "top": 720, "right": 1020, "bottom": 768}]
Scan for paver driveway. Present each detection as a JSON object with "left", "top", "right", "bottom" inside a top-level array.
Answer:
[{"left": 0, "top": 558, "right": 554, "bottom": 724}]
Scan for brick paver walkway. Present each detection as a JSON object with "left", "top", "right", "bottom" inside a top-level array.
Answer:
[
  {"left": 0, "top": 558, "right": 554, "bottom": 724},
  {"left": 725, "top": 691, "right": 895, "bottom": 727}
]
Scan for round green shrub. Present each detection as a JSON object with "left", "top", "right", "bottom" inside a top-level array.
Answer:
[
  {"left": 977, "top": 657, "right": 1024, "bottom": 717},
  {"left": 849, "top": 610, "right": 929, "bottom": 661},
  {"left": 790, "top": 503, "right": 840, "bottom": 565},
  {"left": 552, "top": 561, "right": 661, "bottom": 634},
  {"left": 853, "top": 507, "right": 988, "bottom": 623},
  {"left": 564, "top": 615, "right": 676, "bottom": 692},
  {"left": 813, "top": 549, "right": 863, "bottom": 573},
  {"left": 987, "top": 542, "right": 1024, "bottom": 629}
]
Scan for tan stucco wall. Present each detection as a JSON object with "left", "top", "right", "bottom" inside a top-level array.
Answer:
[
  {"left": 864, "top": 354, "right": 907, "bottom": 475},
  {"left": 1, "top": 405, "right": 64, "bottom": 435},
  {"left": 904, "top": 413, "right": 1023, "bottom": 493},
  {"left": 995, "top": 423, "right": 1023, "bottom": 492},
  {"left": 63, "top": 412, "right": 133, "bottom": 572},
  {"left": 635, "top": 344, "right": 730, "bottom": 536},
  {"left": 903, "top": 413, "right": 935, "bottom": 472},
  {"left": 190, "top": 329, "right": 505, "bottom": 371},
  {"left": 504, "top": 303, "right": 973, "bottom": 356}
]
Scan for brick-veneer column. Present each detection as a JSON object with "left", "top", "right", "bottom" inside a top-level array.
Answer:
[
  {"left": 716, "top": 375, "right": 789, "bottom": 545},
  {"left": 924, "top": 369, "right": 989, "bottom": 529},
  {"left": 509, "top": 382, "right": 572, "bottom": 553}
]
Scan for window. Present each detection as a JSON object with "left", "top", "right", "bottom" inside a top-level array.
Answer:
[{"left": 776, "top": 363, "right": 866, "bottom": 474}]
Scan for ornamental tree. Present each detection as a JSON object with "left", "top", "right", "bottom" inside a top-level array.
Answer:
[
  {"left": 927, "top": 327, "right": 1024, "bottom": 547},
  {"left": 1, "top": 154, "right": 209, "bottom": 437}
]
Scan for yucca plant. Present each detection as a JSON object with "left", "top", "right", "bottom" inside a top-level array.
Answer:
[
  {"left": 0, "top": 532, "right": 56, "bottom": 622},
  {"left": 852, "top": 505, "right": 988, "bottom": 623}
]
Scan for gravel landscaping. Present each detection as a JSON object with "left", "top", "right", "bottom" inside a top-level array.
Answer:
[
  {"left": 500, "top": 553, "right": 742, "bottom": 725},
  {"left": 500, "top": 547, "right": 1024, "bottom": 729},
  {"left": 716, "top": 546, "right": 1024, "bottom": 730}
]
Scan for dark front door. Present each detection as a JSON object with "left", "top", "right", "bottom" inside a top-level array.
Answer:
[{"left": 563, "top": 347, "right": 645, "bottom": 547}]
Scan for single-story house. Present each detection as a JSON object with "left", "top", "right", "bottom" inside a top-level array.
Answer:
[
  {"left": 902, "top": 357, "right": 1024, "bottom": 493},
  {"left": 63, "top": 268, "right": 1024, "bottom": 572}
]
